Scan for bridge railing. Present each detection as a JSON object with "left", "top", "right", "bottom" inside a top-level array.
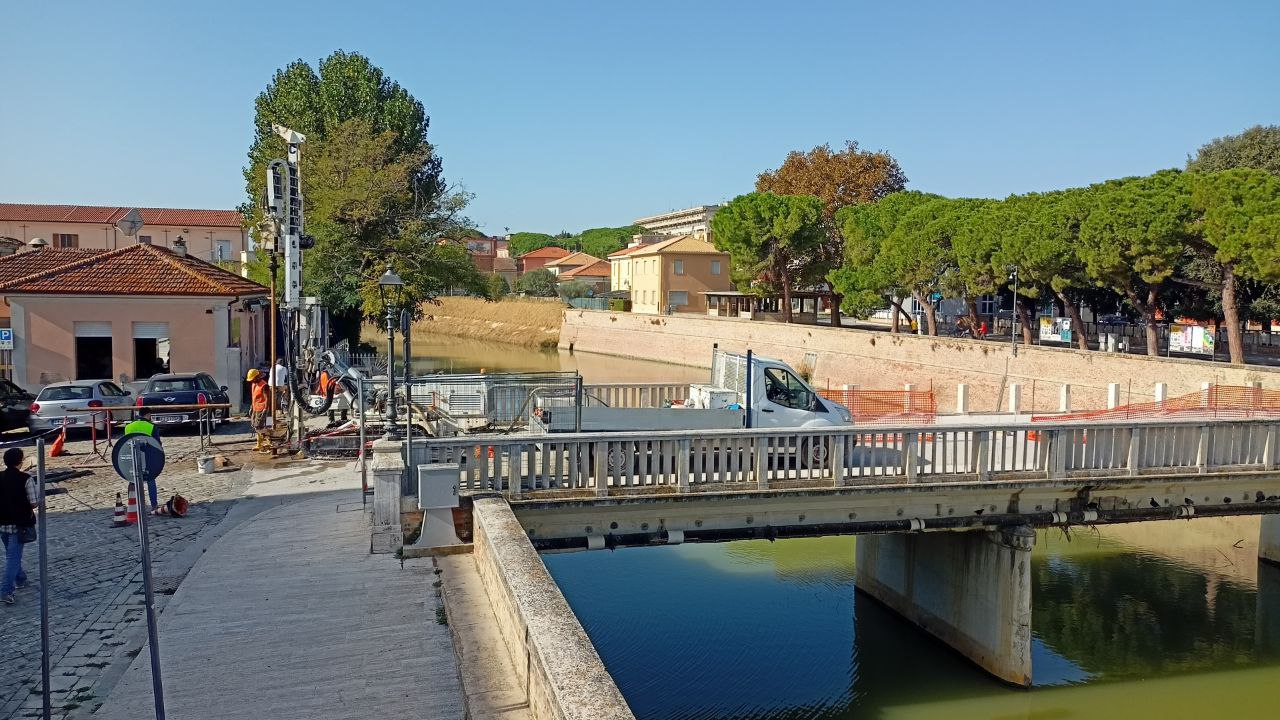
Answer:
[{"left": 410, "top": 418, "right": 1280, "bottom": 498}]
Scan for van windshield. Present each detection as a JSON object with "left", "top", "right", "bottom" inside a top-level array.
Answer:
[{"left": 763, "top": 368, "right": 818, "bottom": 411}]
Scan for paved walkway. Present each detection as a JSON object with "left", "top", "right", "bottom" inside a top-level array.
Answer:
[{"left": 93, "top": 465, "right": 464, "bottom": 720}]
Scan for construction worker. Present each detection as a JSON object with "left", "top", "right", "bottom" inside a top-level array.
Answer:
[{"left": 248, "top": 368, "right": 271, "bottom": 453}]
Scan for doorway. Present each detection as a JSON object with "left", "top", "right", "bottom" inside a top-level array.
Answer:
[{"left": 73, "top": 321, "right": 113, "bottom": 380}]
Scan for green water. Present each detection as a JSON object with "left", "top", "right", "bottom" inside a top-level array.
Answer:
[{"left": 544, "top": 527, "right": 1280, "bottom": 720}]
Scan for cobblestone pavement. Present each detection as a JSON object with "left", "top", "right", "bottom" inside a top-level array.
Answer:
[{"left": 0, "top": 421, "right": 263, "bottom": 719}]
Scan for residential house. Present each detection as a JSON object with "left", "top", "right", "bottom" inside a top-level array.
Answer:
[
  {"left": 542, "top": 251, "right": 602, "bottom": 277},
  {"left": 517, "top": 246, "right": 570, "bottom": 275},
  {"left": 0, "top": 203, "right": 249, "bottom": 271},
  {"left": 555, "top": 259, "right": 611, "bottom": 294},
  {"left": 0, "top": 242, "right": 268, "bottom": 408},
  {"left": 461, "top": 236, "right": 497, "bottom": 273},
  {"left": 625, "top": 235, "right": 731, "bottom": 314}
]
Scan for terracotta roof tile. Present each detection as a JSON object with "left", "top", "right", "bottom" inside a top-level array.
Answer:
[
  {"left": 606, "top": 244, "right": 651, "bottom": 258},
  {"left": 557, "top": 259, "right": 611, "bottom": 278},
  {"left": 544, "top": 251, "right": 601, "bottom": 267},
  {"left": 0, "top": 203, "right": 243, "bottom": 228},
  {"left": 0, "top": 246, "right": 267, "bottom": 297},
  {"left": 518, "top": 246, "right": 572, "bottom": 259}
]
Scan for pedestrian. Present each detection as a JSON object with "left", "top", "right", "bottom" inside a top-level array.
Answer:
[
  {"left": 979, "top": 320, "right": 988, "bottom": 339},
  {"left": 247, "top": 368, "right": 271, "bottom": 453},
  {"left": 269, "top": 357, "right": 290, "bottom": 411},
  {"left": 0, "top": 447, "right": 37, "bottom": 604}
]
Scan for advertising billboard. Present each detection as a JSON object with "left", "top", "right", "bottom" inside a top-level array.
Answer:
[
  {"left": 1169, "top": 324, "right": 1215, "bottom": 355},
  {"left": 1038, "top": 317, "right": 1073, "bottom": 344}
]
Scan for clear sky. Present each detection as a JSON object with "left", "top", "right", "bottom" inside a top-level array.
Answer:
[{"left": 2, "top": 1, "right": 1277, "bottom": 235}]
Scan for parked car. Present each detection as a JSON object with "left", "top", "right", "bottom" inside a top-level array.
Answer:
[
  {"left": 1096, "top": 314, "right": 1129, "bottom": 325},
  {"left": 135, "top": 373, "right": 231, "bottom": 430},
  {"left": 28, "top": 380, "right": 133, "bottom": 434},
  {"left": 0, "top": 379, "right": 35, "bottom": 433}
]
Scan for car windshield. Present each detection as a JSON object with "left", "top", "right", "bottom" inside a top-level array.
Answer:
[
  {"left": 38, "top": 386, "right": 93, "bottom": 401},
  {"left": 148, "top": 378, "right": 199, "bottom": 392}
]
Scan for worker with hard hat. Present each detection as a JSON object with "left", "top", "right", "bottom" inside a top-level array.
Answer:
[{"left": 247, "top": 368, "right": 271, "bottom": 453}]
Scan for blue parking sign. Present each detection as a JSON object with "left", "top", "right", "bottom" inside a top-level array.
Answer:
[{"left": 0, "top": 328, "right": 12, "bottom": 350}]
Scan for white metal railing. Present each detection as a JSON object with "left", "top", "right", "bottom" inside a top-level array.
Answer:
[
  {"left": 411, "top": 417, "right": 1280, "bottom": 498},
  {"left": 582, "top": 383, "right": 690, "bottom": 408}
]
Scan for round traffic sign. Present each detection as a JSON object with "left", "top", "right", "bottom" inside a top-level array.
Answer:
[{"left": 112, "top": 432, "right": 166, "bottom": 485}]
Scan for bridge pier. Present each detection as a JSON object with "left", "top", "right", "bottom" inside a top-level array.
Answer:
[
  {"left": 1262, "top": 515, "right": 1280, "bottom": 565},
  {"left": 854, "top": 526, "right": 1035, "bottom": 686}
]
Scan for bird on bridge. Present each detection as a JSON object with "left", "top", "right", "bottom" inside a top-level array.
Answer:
[
  {"left": 1184, "top": 498, "right": 1195, "bottom": 506},
  {"left": 1257, "top": 491, "right": 1267, "bottom": 503},
  {"left": 1149, "top": 497, "right": 1160, "bottom": 508}
]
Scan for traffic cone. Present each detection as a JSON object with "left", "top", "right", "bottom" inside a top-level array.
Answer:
[
  {"left": 49, "top": 426, "right": 66, "bottom": 457},
  {"left": 112, "top": 493, "right": 128, "bottom": 527},
  {"left": 125, "top": 481, "right": 139, "bottom": 524}
]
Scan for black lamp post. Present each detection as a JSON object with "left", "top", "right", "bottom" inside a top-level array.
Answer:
[{"left": 379, "top": 264, "right": 404, "bottom": 441}]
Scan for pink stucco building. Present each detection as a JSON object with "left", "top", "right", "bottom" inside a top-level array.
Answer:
[{"left": 0, "top": 243, "right": 268, "bottom": 408}]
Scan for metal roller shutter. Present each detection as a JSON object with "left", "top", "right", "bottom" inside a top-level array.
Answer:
[
  {"left": 74, "top": 321, "right": 112, "bottom": 338},
  {"left": 132, "top": 322, "right": 170, "bottom": 339}
]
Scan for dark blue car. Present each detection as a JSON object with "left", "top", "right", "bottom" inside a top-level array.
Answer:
[{"left": 135, "top": 372, "right": 231, "bottom": 430}]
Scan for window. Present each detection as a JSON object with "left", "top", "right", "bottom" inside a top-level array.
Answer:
[
  {"left": 199, "top": 374, "right": 221, "bottom": 392},
  {"left": 673, "top": 259, "right": 685, "bottom": 275},
  {"left": 763, "top": 368, "right": 818, "bottom": 411},
  {"left": 53, "top": 233, "right": 79, "bottom": 248},
  {"left": 711, "top": 260, "right": 722, "bottom": 276},
  {"left": 668, "top": 291, "right": 689, "bottom": 308},
  {"left": 215, "top": 239, "right": 232, "bottom": 261},
  {"left": 138, "top": 235, "right": 152, "bottom": 245},
  {"left": 38, "top": 385, "right": 93, "bottom": 402},
  {"left": 98, "top": 382, "right": 127, "bottom": 397}
]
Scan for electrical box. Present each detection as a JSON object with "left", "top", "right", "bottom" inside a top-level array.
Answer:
[
  {"left": 688, "top": 384, "right": 738, "bottom": 409},
  {"left": 418, "top": 464, "right": 460, "bottom": 509}
]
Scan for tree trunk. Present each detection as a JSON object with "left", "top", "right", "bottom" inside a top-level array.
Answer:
[
  {"left": 830, "top": 292, "right": 843, "bottom": 328},
  {"left": 1222, "top": 268, "right": 1245, "bottom": 364},
  {"left": 966, "top": 298, "right": 980, "bottom": 335},
  {"left": 889, "top": 299, "right": 905, "bottom": 333},
  {"left": 776, "top": 253, "right": 794, "bottom": 323},
  {"left": 1055, "top": 290, "right": 1089, "bottom": 351},
  {"left": 1126, "top": 287, "right": 1161, "bottom": 357},
  {"left": 1016, "top": 298, "right": 1034, "bottom": 344},
  {"left": 914, "top": 291, "right": 937, "bottom": 335}
]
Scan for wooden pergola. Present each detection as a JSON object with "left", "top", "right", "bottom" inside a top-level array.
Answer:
[{"left": 702, "top": 290, "right": 832, "bottom": 324}]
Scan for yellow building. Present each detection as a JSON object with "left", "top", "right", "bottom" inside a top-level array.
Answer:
[{"left": 615, "top": 235, "right": 731, "bottom": 314}]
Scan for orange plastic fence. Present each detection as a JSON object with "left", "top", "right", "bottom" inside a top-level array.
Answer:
[
  {"left": 819, "top": 389, "right": 937, "bottom": 425},
  {"left": 1031, "top": 384, "right": 1280, "bottom": 423}
]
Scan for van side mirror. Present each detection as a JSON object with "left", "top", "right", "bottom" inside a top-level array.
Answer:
[{"left": 220, "top": 386, "right": 228, "bottom": 391}]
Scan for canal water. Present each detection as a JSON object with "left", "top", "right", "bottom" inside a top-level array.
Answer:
[{"left": 423, "top": 336, "right": 1280, "bottom": 719}]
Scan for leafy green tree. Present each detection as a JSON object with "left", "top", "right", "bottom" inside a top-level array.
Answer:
[
  {"left": 756, "top": 141, "right": 908, "bottom": 326},
  {"left": 1188, "top": 168, "right": 1280, "bottom": 362},
  {"left": 1187, "top": 125, "right": 1280, "bottom": 176},
  {"left": 710, "top": 192, "right": 825, "bottom": 323},
  {"left": 992, "top": 190, "right": 1094, "bottom": 349},
  {"left": 515, "top": 268, "right": 558, "bottom": 297},
  {"left": 484, "top": 273, "right": 511, "bottom": 300},
  {"left": 944, "top": 199, "right": 1004, "bottom": 335},
  {"left": 1078, "top": 171, "right": 1193, "bottom": 356},
  {"left": 832, "top": 191, "right": 940, "bottom": 331},
  {"left": 557, "top": 280, "right": 595, "bottom": 299},
  {"left": 577, "top": 225, "right": 646, "bottom": 258},
  {"left": 244, "top": 51, "right": 474, "bottom": 341},
  {"left": 509, "top": 232, "right": 560, "bottom": 256},
  {"left": 878, "top": 197, "right": 974, "bottom": 335}
]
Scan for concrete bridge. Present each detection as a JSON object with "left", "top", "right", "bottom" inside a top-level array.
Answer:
[{"left": 377, "top": 415, "right": 1280, "bottom": 702}]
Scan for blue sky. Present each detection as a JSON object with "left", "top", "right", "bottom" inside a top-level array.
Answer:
[{"left": 2, "top": 1, "right": 1277, "bottom": 235}]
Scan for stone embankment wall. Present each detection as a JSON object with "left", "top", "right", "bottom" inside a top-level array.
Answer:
[
  {"left": 471, "top": 497, "right": 636, "bottom": 720},
  {"left": 560, "top": 310, "right": 1280, "bottom": 413},
  {"left": 417, "top": 296, "right": 564, "bottom": 348}
]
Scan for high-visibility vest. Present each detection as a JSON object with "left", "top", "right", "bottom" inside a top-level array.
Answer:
[
  {"left": 124, "top": 419, "right": 157, "bottom": 437},
  {"left": 251, "top": 380, "right": 270, "bottom": 412}
]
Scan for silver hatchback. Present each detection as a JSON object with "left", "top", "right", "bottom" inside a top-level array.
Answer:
[{"left": 28, "top": 380, "right": 134, "bottom": 434}]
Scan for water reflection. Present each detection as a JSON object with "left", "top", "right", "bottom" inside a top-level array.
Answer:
[
  {"left": 544, "top": 525, "right": 1280, "bottom": 720},
  {"left": 410, "top": 334, "right": 706, "bottom": 384}
]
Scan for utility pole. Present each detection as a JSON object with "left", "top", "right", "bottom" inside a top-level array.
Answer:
[{"left": 1009, "top": 266, "right": 1019, "bottom": 357}]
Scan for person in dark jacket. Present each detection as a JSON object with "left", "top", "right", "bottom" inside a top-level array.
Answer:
[{"left": 0, "top": 447, "right": 37, "bottom": 604}]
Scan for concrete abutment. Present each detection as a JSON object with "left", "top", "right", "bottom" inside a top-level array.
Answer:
[
  {"left": 854, "top": 526, "right": 1036, "bottom": 686},
  {"left": 1262, "top": 515, "right": 1280, "bottom": 565}
]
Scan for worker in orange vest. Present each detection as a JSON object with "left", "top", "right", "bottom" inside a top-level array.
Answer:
[{"left": 247, "top": 368, "right": 271, "bottom": 453}]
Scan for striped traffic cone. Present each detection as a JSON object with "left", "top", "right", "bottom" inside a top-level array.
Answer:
[
  {"left": 125, "top": 481, "right": 139, "bottom": 524},
  {"left": 112, "top": 492, "right": 128, "bottom": 527}
]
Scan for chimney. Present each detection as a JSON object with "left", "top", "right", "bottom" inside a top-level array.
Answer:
[{"left": 172, "top": 236, "right": 187, "bottom": 257}]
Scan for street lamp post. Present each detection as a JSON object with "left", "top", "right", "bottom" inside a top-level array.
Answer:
[
  {"left": 1009, "top": 266, "right": 1019, "bottom": 357},
  {"left": 379, "top": 264, "right": 404, "bottom": 441}
]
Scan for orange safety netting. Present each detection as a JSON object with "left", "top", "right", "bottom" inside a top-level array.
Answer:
[
  {"left": 1031, "top": 384, "right": 1280, "bottom": 423},
  {"left": 819, "top": 389, "right": 938, "bottom": 425}
]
